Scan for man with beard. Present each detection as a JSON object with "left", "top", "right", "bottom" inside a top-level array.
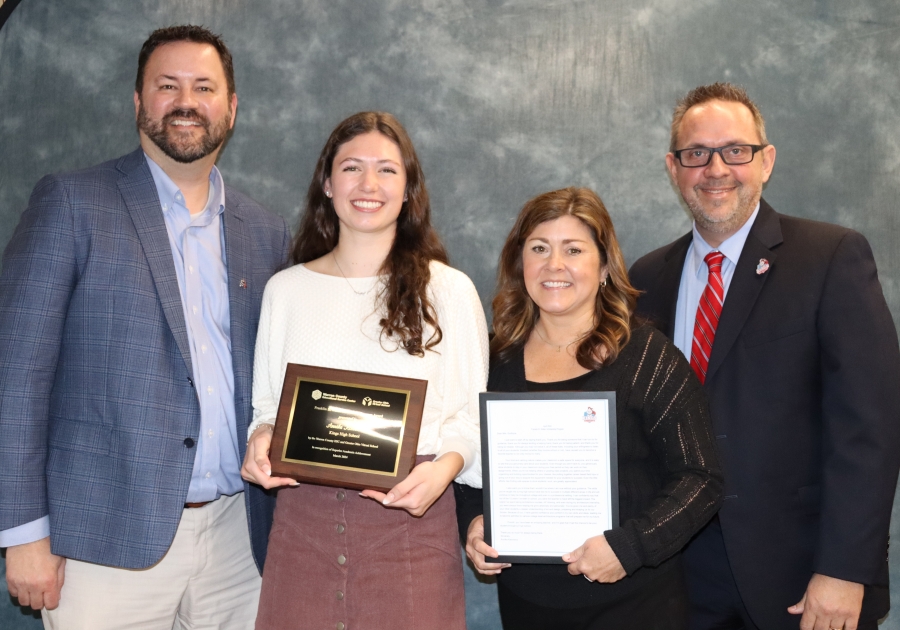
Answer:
[
  {"left": 0, "top": 25, "right": 290, "bottom": 628},
  {"left": 630, "top": 83, "right": 900, "bottom": 630}
]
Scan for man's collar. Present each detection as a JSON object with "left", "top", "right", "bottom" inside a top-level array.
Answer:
[
  {"left": 143, "top": 152, "right": 224, "bottom": 218},
  {"left": 688, "top": 203, "right": 760, "bottom": 276}
]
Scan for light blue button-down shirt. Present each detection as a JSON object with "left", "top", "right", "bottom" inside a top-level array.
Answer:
[
  {"left": 0, "top": 155, "right": 242, "bottom": 547},
  {"left": 672, "top": 204, "right": 760, "bottom": 360},
  {"left": 147, "top": 155, "right": 243, "bottom": 503}
]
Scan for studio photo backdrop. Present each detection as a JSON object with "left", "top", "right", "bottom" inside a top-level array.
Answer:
[{"left": 1, "top": 1, "right": 899, "bottom": 627}]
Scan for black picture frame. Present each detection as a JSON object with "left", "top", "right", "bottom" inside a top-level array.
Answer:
[{"left": 480, "top": 391, "right": 619, "bottom": 564}]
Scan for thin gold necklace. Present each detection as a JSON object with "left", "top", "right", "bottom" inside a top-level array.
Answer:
[
  {"left": 332, "top": 251, "right": 371, "bottom": 296},
  {"left": 533, "top": 324, "right": 588, "bottom": 353}
]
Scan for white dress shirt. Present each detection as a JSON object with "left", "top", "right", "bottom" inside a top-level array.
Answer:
[{"left": 672, "top": 204, "right": 760, "bottom": 360}]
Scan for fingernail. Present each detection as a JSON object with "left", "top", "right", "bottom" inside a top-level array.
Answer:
[
  {"left": 358, "top": 492, "right": 366, "bottom": 497},
  {"left": 290, "top": 481, "right": 300, "bottom": 486},
  {"left": 382, "top": 498, "right": 391, "bottom": 505}
]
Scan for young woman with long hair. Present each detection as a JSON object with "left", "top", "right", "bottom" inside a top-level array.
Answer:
[{"left": 242, "top": 112, "right": 488, "bottom": 630}]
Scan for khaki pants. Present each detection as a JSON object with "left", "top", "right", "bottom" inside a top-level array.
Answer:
[{"left": 43, "top": 492, "right": 261, "bottom": 630}]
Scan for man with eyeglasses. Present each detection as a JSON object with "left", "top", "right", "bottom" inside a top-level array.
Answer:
[{"left": 630, "top": 82, "right": 900, "bottom": 630}]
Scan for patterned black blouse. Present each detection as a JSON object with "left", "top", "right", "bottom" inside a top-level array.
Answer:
[{"left": 455, "top": 325, "right": 723, "bottom": 609}]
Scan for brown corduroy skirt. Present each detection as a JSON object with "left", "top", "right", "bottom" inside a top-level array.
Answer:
[{"left": 255, "top": 456, "right": 466, "bottom": 630}]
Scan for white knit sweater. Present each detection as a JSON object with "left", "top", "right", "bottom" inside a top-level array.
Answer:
[{"left": 249, "top": 260, "right": 489, "bottom": 487}]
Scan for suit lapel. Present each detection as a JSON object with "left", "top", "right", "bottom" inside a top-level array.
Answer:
[
  {"left": 223, "top": 189, "right": 249, "bottom": 428},
  {"left": 705, "top": 200, "right": 783, "bottom": 381},
  {"left": 117, "top": 149, "right": 193, "bottom": 376},
  {"left": 653, "top": 234, "right": 692, "bottom": 338},
  {"left": 223, "top": 188, "right": 248, "bottom": 354}
]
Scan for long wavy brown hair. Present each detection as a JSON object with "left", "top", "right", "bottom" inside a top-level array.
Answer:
[
  {"left": 291, "top": 112, "right": 448, "bottom": 356},
  {"left": 492, "top": 187, "right": 639, "bottom": 370}
]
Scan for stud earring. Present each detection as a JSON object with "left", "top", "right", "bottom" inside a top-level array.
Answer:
[{"left": 325, "top": 191, "right": 332, "bottom": 198}]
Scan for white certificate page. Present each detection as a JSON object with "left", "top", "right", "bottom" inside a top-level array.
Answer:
[{"left": 486, "top": 397, "right": 614, "bottom": 558}]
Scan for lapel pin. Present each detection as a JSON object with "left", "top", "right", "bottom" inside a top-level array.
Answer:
[
  {"left": 239, "top": 279, "right": 247, "bottom": 289},
  {"left": 756, "top": 259, "right": 769, "bottom": 275}
]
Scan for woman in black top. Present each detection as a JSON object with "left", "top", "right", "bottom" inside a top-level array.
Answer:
[{"left": 456, "top": 187, "right": 723, "bottom": 629}]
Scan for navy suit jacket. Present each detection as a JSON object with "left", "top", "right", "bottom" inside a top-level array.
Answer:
[
  {"left": 0, "top": 148, "right": 291, "bottom": 570},
  {"left": 630, "top": 200, "right": 900, "bottom": 628}
]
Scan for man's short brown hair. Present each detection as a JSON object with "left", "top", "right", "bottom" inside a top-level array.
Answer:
[
  {"left": 135, "top": 25, "right": 235, "bottom": 98},
  {"left": 670, "top": 82, "right": 767, "bottom": 152}
]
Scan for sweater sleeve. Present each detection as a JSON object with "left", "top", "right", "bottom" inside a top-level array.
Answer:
[
  {"left": 604, "top": 329, "right": 724, "bottom": 574},
  {"left": 248, "top": 279, "right": 280, "bottom": 437},
  {"left": 431, "top": 267, "right": 490, "bottom": 487}
]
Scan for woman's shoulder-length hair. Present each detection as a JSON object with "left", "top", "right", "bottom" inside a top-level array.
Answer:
[{"left": 491, "top": 186, "right": 640, "bottom": 370}]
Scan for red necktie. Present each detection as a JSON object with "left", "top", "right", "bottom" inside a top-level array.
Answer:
[{"left": 691, "top": 251, "right": 725, "bottom": 384}]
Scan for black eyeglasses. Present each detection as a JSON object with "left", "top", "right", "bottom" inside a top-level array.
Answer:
[{"left": 672, "top": 144, "right": 767, "bottom": 168}]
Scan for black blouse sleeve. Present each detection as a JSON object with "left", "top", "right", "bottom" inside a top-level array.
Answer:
[
  {"left": 453, "top": 482, "right": 484, "bottom": 543},
  {"left": 604, "top": 329, "right": 724, "bottom": 574}
]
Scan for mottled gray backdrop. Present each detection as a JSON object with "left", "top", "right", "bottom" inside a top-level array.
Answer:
[{"left": 1, "top": 0, "right": 899, "bottom": 628}]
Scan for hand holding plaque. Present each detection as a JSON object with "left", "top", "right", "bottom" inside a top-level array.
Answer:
[
  {"left": 269, "top": 364, "right": 427, "bottom": 492},
  {"left": 242, "top": 425, "right": 298, "bottom": 490}
]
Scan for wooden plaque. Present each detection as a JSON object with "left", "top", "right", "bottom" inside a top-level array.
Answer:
[{"left": 270, "top": 363, "right": 426, "bottom": 492}]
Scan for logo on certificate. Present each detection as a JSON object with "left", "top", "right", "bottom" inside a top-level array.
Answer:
[
  {"left": 583, "top": 406, "right": 596, "bottom": 423},
  {"left": 311, "top": 389, "right": 322, "bottom": 400}
]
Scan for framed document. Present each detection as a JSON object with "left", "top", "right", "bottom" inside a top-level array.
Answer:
[
  {"left": 481, "top": 392, "right": 618, "bottom": 564},
  {"left": 270, "top": 364, "right": 427, "bottom": 492}
]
